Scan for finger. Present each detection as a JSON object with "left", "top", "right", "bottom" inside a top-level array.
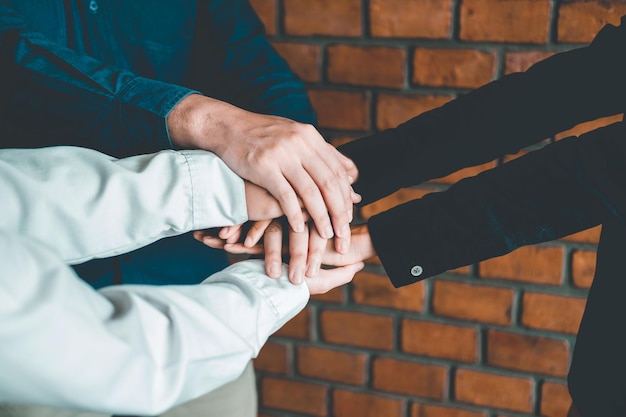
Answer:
[
  {"left": 301, "top": 145, "right": 352, "bottom": 239},
  {"left": 305, "top": 226, "right": 327, "bottom": 278},
  {"left": 263, "top": 175, "right": 305, "bottom": 234},
  {"left": 225, "top": 226, "right": 243, "bottom": 244},
  {"left": 283, "top": 166, "right": 334, "bottom": 240},
  {"left": 305, "top": 262, "right": 364, "bottom": 295},
  {"left": 219, "top": 224, "right": 243, "bottom": 240},
  {"left": 263, "top": 220, "right": 284, "bottom": 279},
  {"left": 197, "top": 234, "right": 226, "bottom": 250},
  {"left": 288, "top": 226, "right": 309, "bottom": 285},
  {"left": 319, "top": 143, "right": 355, "bottom": 222},
  {"left": 244, "top": 219, "right": 272, "bottom": 247},
  {"left": 222, "top": 242, "right": 264, "bottom": 255},
  {"left": 193, "top": 230, "right": 209, "bottom": 242},
  {"left": 340, "top": 153, "right": 359, "bottom": 185}
]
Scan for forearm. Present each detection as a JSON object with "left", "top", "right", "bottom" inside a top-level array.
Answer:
[
  {"left": 0, "top": 238, "right": 308, "bottom": 415},
  {"left": 371, "top": 122, "right": 626, "bottom": 287},
  {"left": 340, "top": 17, "right": 626, "bottom": 205},
  {"left": 0, "top": 5, "right": 195, "bottom": 156},
  {"left": 0, "top": 147, "right": 247, "bottom": 264}
]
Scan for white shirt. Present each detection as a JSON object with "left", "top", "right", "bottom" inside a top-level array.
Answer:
[{"left": 0, "top": 147, "right": 309, "bottom": 415}]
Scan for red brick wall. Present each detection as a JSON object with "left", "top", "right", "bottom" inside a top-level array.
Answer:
[{"left": 248, "top": 1, "right": 626, "bottom": 416}]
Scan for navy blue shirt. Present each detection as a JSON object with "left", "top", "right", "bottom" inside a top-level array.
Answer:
[
  {"left": 0, "top": 0, "right": 316, "bottom": 289},
  {"left": 0, "top": 0, "right": 316, "bottom": 157}
]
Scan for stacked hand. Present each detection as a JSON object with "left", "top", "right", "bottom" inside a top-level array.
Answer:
[
  {"left": 168, "top": 94, "right": 359, "bottom": 252},
  {"left": 194, "top": 220, "right": 377, "bottom": 293},
  {"left": 168, "top": 94, "right": 374, "bottom": 294}
]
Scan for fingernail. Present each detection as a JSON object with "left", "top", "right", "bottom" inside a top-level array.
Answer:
[
  {"left": 291, "top": 268, "right": 304, "bottom": 285},
  {"left": 244, "top": 236, "right": 254, "bottom": 247},
  {"left": 324, "top": 225, "right": 334, "bottom": 239},
  {"left": 348, "top": 176, "right": 354, "bottom": 183},
  {"left": 270, "top": 263, "right": 281, "bottom": 278},
  {"left": 307, "top": 261, "right": 320, "bottom": 277},
  {"left": 338, "top": 224, "right": 350, "bottom": 238},
  {"left": 293, "top": 222, "right": 304, "bottom": 233},
  {"left": 339, "top": 240, "right": 349, "bottom": 254}
]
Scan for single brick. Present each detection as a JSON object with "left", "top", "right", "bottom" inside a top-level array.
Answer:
[
  {"left": 284, "top": 0, "right": 361, "bottom": 37},
  {"left": 522, "top": 292, "right": 586, "bottom": 334},
  {"left": 254, "top": 341, "right": 290, "bottom": 374},
  {"left": 308, "top": 89, "right": 371, "bottom": 130},
  {"left": 402, "top": 319, "right": 478, "bottom": 363},
  {"left": 376, "top": 93, "right": 453, "bottom": 130},
  {"left": 455, "top": 368, "right": 534, "bottom": 412},
  {"left": 460, "top": 0, "right": 550, "bottom": 44},
  {"left": 541, "top": 381, "right": 572, "bottom": 417},
  {"left": 272, "top": 42, "right": 321, "bottom": 83},
  {"left": 571, "top": 250, "right": 596, "bottom": 289},
  {"left": 479, "top": 245, "right": 564, "bottom": 286},
  {"left": 260, "top": 377, "right": 327, "bottom": 416},
  {"left": 275, "top": 307, "right": 310, "bottom": 339},
  {"left": 370, "top": 0, "right": 452, "bottom": 39},
  {"left": 352, "top": 271, "right": 425, "bottom": 312},
  {"left": 432, "top": 280, "right": 514, "bottom": 326},
  {"left": 504, "top": 51, "right": 556, "bottom": 74},
  {"left": 487, "top": 330, "right": 570, "bottom": 377},
  {"left": 558, "top": 1, "right": 626, "bottom": 44},
  {"left": 249, "top": 0, "right": 277, "bottom": 35},
  {"left": 333, "top": 389, "right": 405, "bottom": 417},
  {"left": 361, "top": 188, "right": 435, "bottom": 219},
  {"left": 411, "top": 403, "right": 488, "bottom": 417},
  {"left": 372, "top": 357, "right": 447, "bottom": 399},
  {"left": 555, "top": 114, "right": 624, "bottom": 140},
  {"left": 413, "top": 48, "right": 496, "bottom": 89},
  {"left": 296, "top": 346, "right": 368, "bottom": 385},
  {"left": 327, "top": 44, "right": 406, "bottom": 89},
  {"left": 320, "top": 310, "right": 394, "bottom": 350}
]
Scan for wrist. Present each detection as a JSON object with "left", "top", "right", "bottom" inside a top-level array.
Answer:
[{"left": 167, "top": 94, "right": 226, "bottom": 151}]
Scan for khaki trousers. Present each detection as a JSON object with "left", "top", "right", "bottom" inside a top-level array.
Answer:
[{"left": 0, "top": 362, "right": 256, "bottom": 417}]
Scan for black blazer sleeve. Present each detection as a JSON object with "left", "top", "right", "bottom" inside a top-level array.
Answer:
[
  {"left": 339, "top": 17, "right": 626, "bottom": 206},
  {"left": 369, "top": 121, "right": 626, "bottom": 287},
  {"left": 338, "top": 17, "right": 626, "bottom": 287}
]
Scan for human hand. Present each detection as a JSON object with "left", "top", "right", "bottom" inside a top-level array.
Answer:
[
  {"left": 168, "top": 94, "right": 359, "bottom": 254},
  {"left": 244, "top": 181, "right": 284, "bottom": 221},
  {"left": 305, "top": 262, "right": 365, "bottom": 295},
  {"left": 194, "top": 222, "right": 377, "bottom": 284},
  {"left": 195, "top": 219, "right": 311, "bottom": 283}
]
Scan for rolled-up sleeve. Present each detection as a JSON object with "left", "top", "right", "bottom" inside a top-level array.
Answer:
[{"left": 0, "top": 4, "right": 197, "bottom": 156}]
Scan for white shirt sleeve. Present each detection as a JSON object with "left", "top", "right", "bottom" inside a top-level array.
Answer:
[
  {"left": 0, "top": 234, "right": 308, "bottom": 415},
  {"left": 0, "top": 146, "right": 248, "bottom": 264},
  {"left": 0, "top": 146, "right": 310, "bottom": 414}
]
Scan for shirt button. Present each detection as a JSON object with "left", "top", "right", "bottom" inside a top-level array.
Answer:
[
  {"left": 410, "top": 265, "right": 423, "bottom": 277},
  {"left": 89, "top": 1, "right": 98, "bottom": 13}
]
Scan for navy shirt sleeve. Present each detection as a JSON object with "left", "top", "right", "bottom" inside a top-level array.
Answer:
[
  {"left": 0, "top": 4, "right": 197, "bottom": 157},
  {"left": 194, "top": 0, "right": 316, "bottom": 125}
]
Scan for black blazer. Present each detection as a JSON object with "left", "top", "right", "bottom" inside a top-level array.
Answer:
[{"left": 340, "top": 16, "right": 626, "bottom": 417}]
